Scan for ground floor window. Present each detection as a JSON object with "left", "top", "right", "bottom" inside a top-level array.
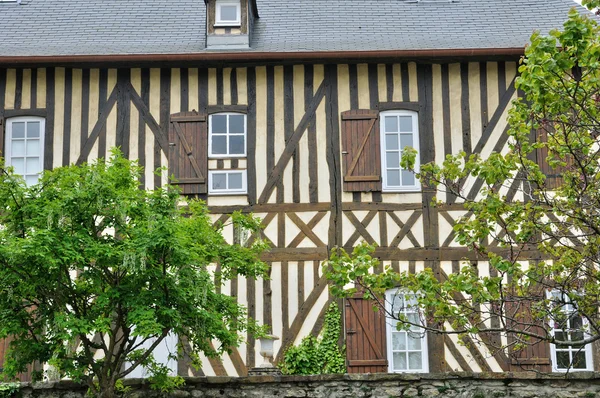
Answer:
[{"left": 385, "top": 289, "right": 429, "bottom": 373}]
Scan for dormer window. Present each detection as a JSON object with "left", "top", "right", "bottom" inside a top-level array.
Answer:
[{"left": 215, "top": 0, "right": 241, "bottom": 27}]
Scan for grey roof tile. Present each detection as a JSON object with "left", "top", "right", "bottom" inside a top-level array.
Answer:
[{"left": 0, "top": 0, "right": 595, "bottom": 57}]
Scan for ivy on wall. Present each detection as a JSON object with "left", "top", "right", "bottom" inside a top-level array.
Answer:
[{"left": 279, "top": 302, "right": 346, "bottom": 375}]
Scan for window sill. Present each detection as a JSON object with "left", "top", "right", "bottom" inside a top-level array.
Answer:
[
  {"left": 208, "top": 192, "right": 247, "bottom": 196},
  {"left": 382, "top": 188, "right": 422, "bottom": 193},
  {"left": 209, "top": 154, "right": 247, "bottom": 159},
  {"left": 214, "top": 22, "right": 241, "bottom": 28}
]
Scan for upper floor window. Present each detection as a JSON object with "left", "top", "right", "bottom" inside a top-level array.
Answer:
[
  {"left": 380, "top": 110, "right": 420, "bottom": 192},
  {"left": 547, "top": 290, "right": 594, "bottom": 372},
  {"left": 386, "top": 289, "right": 428, "bottom": 373},
  {"left": 209, "top": 112, "right": 246, "bottom": 158},
  {"left": 215, "top": 0, "right": 241, "bottom": 27},
  {"left": 5, "top": 116, "right": 45, "bottom": 186}
]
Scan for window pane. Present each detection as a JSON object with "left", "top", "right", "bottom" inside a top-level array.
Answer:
[
  {"left": 212, "top": 136, "right": 227, "bottom": 155},
  {"left": 229, "top": 135, "right": 245, "bottom": 155},
  {"left": 26, "top": 157, "right": 40, "bottom": 174},
  {"left": 570, "top": 331, "right": 584, "bottom": 348},
  {"left": 399, "top": 116, "right": 412, "bottom": 132},
  {"left": 385, "top": 134, "right": 399, "bottom": 150},
  {"left": 11, "top": 158, "right": 24, "bottom": 175},
  {"left": 229, "top": 115, "right": 245, "bottom": 134},
  {"left": 26, "top": 139, "right": 40, "bottom": 156},
  {"left": 571, "top": 315, "right": 583, "bottom": 330},
  {"left": 211, "top": 115, "right": 227, "bottom": 134},
  {"left": 400, "top": 134, "right": 413, "bottom": 149},
  {"left": 385, "top": 116, "right": 398, "bottom": 133},
  {"left": 12, "top": 122, "right": 25, "bottom": 138},
  {"left": 386, "top": 152, "right": 400, "bottom": 169},
  {"left": 27, "top": 121, "right": 40, "bottom": 138},
  {"left": 228, "top": 172, "right": 243, "bottom": 190},
  {"left": 212, "top": 173, "right": 227, "bottom": 190},
  {"left": 387, "top": 170, "right": 401, "bottom": 186},
  {"left": 25, "top": 175, "right": 39, "bottom": 186},
  {"left": 392, "top": 332, "right": 406, "bottom": 351},
  {"left": 11, "top": 140, "right": 25, "bottom": 157},
  {"left": 408, "top": 352, "right": 422, "bottom": 370},
  {"left": 407, "top": 335, "right": 421, "bottom": 350},
  {"left": 402, "top": 170, "right": 415, "bottom": 186},
  {"left": 555, "top": 331, "right": 568, "bottom": 349},
  {"left": 391, "top": 294, "right": 404, "bottom": 313},
  {"left": 220, "top": 5, "right": 238, "bottom": 21},
  {"left": 393, "top": 352, "right": 407, "bottom": 370},
  {"left": 407, "top": 313, "right": 421, "bottom": 330},
  {"left": 572, "top": 351, "right": 587, "bottom": 369},
  {"left": 556, "top": 351, "right": 570, "bottom": 369}
]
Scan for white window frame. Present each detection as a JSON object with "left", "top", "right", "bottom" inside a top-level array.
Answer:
[
  {"left": 547, "top": 290, "right": 594, "bottom": 372},
  {"left": 380, "top": 110, "right": 420, "bottom": 192},
  {"left": 208, "top": 170, "right": 247, "bottom": 195},
  {"left": 5, "top": 116, "right": 45, "bottom": 186},
  {"left": 385, "top": 288, "right": 429, "bottom": 373},
  {"left": 215, "top": 0, "right": 241, "bottom": 27},
  {"left": 208, "top": 112, "right": 247, "bottom": 158}
]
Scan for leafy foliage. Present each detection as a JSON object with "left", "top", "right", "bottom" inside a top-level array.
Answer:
[
  {"left": 0, "top": 383, "right": 20, "bottom": 398},
  {"left": 0, "top": 150, "right": 267, "bottom": 397},
  {"left": 279, "top": 303, "right": 345, "bottom": 375},
  {"left": 326, "top": 5, "right": 600, "bottom": 371}
]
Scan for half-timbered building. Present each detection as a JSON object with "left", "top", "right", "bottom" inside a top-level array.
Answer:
[{"left": 0, "top": 0, "right": 597, "bottom": 379}]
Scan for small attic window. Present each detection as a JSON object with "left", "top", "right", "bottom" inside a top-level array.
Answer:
[{"left": 215, "top": 0, "right": 241, "bottom": 27}]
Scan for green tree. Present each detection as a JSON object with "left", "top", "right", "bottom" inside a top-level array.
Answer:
[
  {"left": 0, "top": 150, "right": 267, "bottom": 397},
  {"left": 326, "top": 4, "right": 600, "bottom": 371}
]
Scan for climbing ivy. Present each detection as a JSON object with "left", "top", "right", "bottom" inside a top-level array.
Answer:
[{"left": 279, "top": 302, "right": 346, "bottom": 375}]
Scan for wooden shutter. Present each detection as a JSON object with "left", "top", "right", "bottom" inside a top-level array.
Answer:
[
  {"left": 536, "top": 128, "right": 572, "bottom": 190},
  {"left": 341, "top": 110, "right": 381, "bottom": 192},
  {"left": 506, "top": 298, "right": 551, "bottom": 372},
  {"left": 345, "top": 296, "right": 388, "bottom": 373},
  {"left": 168, "top": 112, "right": 208, "bottom": 195}
]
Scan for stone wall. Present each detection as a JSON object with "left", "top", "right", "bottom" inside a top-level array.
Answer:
[{"left": 15, "top": 373, "right": 600, "bottom": 398}]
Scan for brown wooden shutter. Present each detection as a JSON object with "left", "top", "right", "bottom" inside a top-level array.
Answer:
[
  {"left": 345, "top": 296, "right": 388, "bottom": 373},
  {"left": 536, "top": 128, "right": 572, "bottom": 190},
  {"left": 341, "top": 110, "right": 381, "bottom": 192},
  {"left": 168, "top": 112, "right": 208, "bottom": 195},
  {"left": 506, "top": 298, "right": 551, "bottom": 372}
]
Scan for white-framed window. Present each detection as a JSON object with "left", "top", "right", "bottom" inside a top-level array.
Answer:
[
  {"left": 380, "top": 110, "right": 420, "bottom": 192},
  {"left": 5, "top": 116, "right": 45, "bottom": 186},
  {"left": 386, "top": 289, "right": 429, "bottom": 373},
  {"left": 209, "top": 113, "right": 246, "bottom": 158},
  {"left": 215, "top": 0, "right": 241, "bottom": 27},
  {"left": 208, "top": 170, "right": 247, "bottom": 195},
  {"left": 547, "top": 290, "right": 594, "bottom": 372}
]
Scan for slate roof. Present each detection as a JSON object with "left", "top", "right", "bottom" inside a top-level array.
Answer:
[{"left": 0, "top": 0, "right": 595, "bottom": 57}]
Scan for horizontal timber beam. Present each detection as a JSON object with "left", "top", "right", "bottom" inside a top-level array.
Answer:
[
  {"left": 206, "top": 201, "right": 467, "bottom": 214},
  {"left": 260, "top": 247, "right": 548, "bottom": 262},
  {"left": 0, "top": 48, "right": 525, "bottom": 67}
]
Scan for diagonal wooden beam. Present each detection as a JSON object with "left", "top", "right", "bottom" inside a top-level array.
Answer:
[
  {"left": 443, "top": 335, "right": 474, "bottom": 372},
  {"left": 287, "top": 212, "right": 326, "bottom": 247},
  {"left": 258, "top": 82, "right": 326, "bottom": 203},
  {"left": 439, "top": 269, "right": 509, "bottom": 370},
  {"left": 287, "top": 212, "right": 327, "bottom": 248},
  {"left": 450, "top": 77, "right": 517, "bottom": 203},
  {"left": 77, "top": 86, "right": 118, "bottom": 164},
  {"left": 471, "top": 76, "right": 517, "bottom": 155},
  {"left": 275, "top": 273, "right": 328, "bottom": 363},
  {"left": 126, "top": 82, "right": 170, "bottom": 155},
  {"left": 344, "top": 211, "right": 377, "bottom": 246},
  {"left": 388, "top": 211, "right": 422, "bottom": 247},
  {"left": 439, "top": 210, "right": 457, "bottom": 247}
]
